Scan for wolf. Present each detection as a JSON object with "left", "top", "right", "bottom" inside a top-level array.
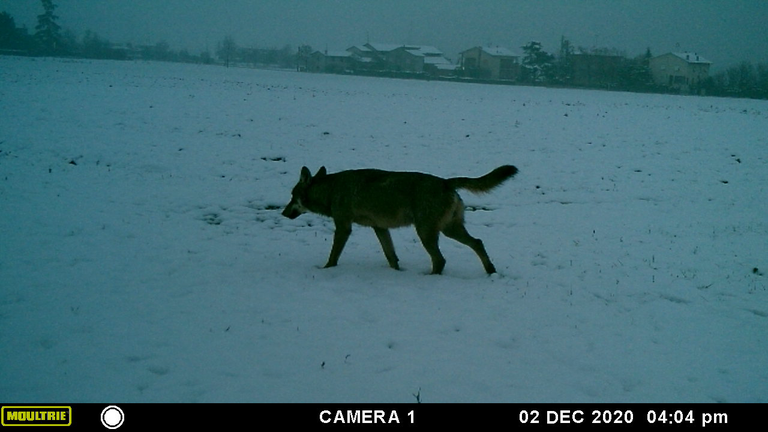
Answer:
[{"left": 282, "top": 165, "right": 518, "bottom": 274}]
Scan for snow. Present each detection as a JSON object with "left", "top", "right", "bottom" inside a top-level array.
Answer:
[
  {"left": 1, "top": 56, "right": 767, "bottom": 403},
  {"left": 365, "top": 43, "right": 405, "bottom": 53},
  {"left": 481, "top": 46, "right": 518, "bottom": 57},
  {"left": 319, "top": 51, "right": 353, "bottom": 59},
  {"left": 672, "top": 52, "right": 711, "bottom": 64}
]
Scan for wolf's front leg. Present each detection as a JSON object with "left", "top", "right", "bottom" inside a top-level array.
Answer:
[
  {"left": 324, "top": 220, "right": 352, "bottom": 268},
  {"left": 373, "top": 227, "right": 400, "bottom": 270}
]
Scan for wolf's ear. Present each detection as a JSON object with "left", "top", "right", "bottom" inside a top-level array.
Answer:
[
  {"left": 299, "top": 166, "right": 312, "bottom": 183},
  {"left": 316, "top": 166, "right": 327, "bottom": 177}
]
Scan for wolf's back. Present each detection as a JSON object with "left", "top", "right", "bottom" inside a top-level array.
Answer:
[{"left": 447, "top": 165, "right": 518, "bottom": 194}]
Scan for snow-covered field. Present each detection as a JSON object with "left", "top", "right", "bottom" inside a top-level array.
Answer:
[{"left": 1, "top": 56, "right": 766, "bottom": 403}]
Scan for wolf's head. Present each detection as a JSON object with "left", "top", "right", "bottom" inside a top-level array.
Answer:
[{"left": 282, "top": 166, "right": 326, "bottom": 219}]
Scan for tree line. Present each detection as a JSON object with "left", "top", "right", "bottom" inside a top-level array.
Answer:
[
  {"left": 0, "top": 2, "right": 295, "bottom": 67},
  {"left": 705, "top": 62, "right": 768, "bottom": 99},
  {"left": 519, "top": 38, "right": 768, "bottom": 98},
  {"left": 519, "top": 39, "right": 656, "bottom": 92}
]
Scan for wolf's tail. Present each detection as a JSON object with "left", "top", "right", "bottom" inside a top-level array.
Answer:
[{"left": 447, "top": 165, "right": 518, "bottom": 194}]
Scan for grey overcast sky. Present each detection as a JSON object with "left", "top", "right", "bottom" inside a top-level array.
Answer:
[{"left": 2, "top": 0, "right": 767, "bottom": 70}]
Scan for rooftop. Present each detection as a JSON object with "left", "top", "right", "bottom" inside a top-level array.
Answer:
[
  {"left": 671, "top": 52, "right": 711, "bottom": 64},
  {"left": 461, "top": 46, "right": 519, "bottom": 57}
]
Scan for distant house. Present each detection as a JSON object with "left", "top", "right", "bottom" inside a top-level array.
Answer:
[
  {"left": 459, "top": 46, "right": 520, "bottom": 81},
  {"left": 569, "top": 50, "right": 623, "bottom": 88},
  {"left": 363, "top": 43, "right": 455, "bottom": 75},
  {"left": 346, "top": 45, "right": 372, "bottom": 58},
  {"left": 423, "top": 55, "right": 459, "bottom": 77},
  {"left": 361, "top": 43, "right": 405, "bottom": 70},
  {"left": 346, "top": 45, "right": 379, "bottom": 70},
  {"left": 650, "top": 52, "right": 711, "bottom": 93},
  {"left": 388, "top": 46, "right": 428, "bottom": 73},
  {"left": 307, "top": 50, "right": 354, "bottom": 73}
]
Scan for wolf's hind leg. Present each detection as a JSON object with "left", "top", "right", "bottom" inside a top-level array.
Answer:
[
  {"left": 415, "top": 225, "right": 446, "bottom": 275},
  {"left": 442, "top": 222, "right": 496, "bottom": 274}
]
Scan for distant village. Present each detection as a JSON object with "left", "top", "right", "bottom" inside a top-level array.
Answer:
[
  {"left": 2, "top": 4, "right": 767, "bottom": 99},
  {"left": 300, "top": 41, "right": 714, "bottom": 95}
]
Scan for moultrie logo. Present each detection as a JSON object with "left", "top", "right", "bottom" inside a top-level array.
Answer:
[{"left": 2, "top": 406, "right": 72, "bottom": 426}]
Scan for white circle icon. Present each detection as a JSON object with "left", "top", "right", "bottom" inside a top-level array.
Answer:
[{"left": 101, "top": 405, "right": 124, "bottom": 429}]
